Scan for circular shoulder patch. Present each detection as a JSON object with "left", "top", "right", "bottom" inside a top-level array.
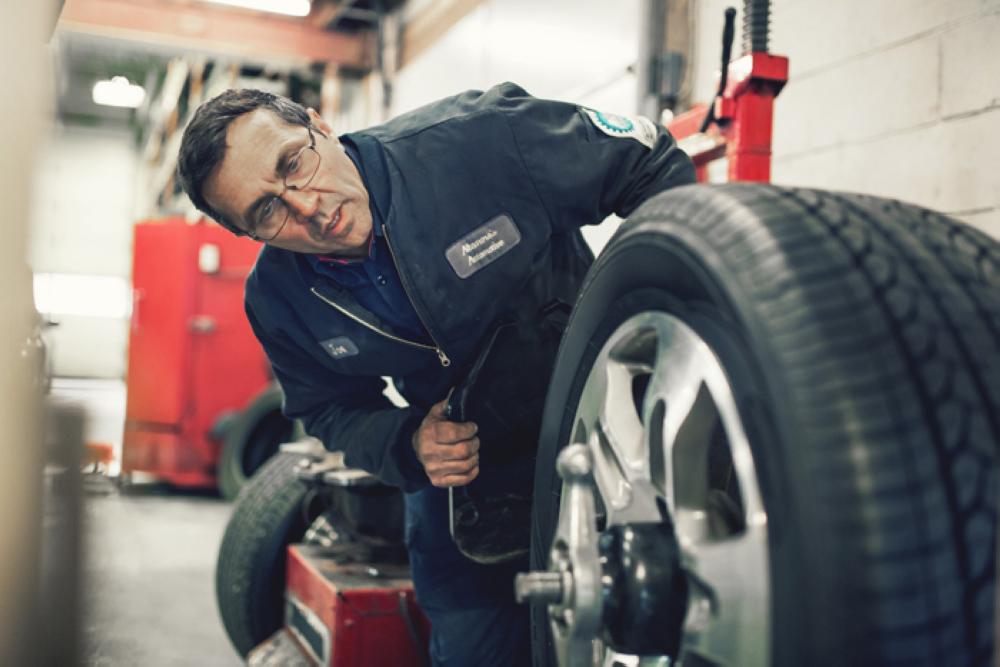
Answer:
[
  {"left": 594, "top": 111, "right": 635, "bottom": 133},
  {"left": 582, "top": 108, "right": 658, "bottom": 150}
]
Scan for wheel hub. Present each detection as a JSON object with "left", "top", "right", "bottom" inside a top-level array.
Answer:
[
  {"left": 518, "top": 311, "right": 772, "bottom": 666},
  {"left": 599, "top": 522, "right": 688, "bottom": 655},
  {"left": 516, "top": 445, "right": 688, "bottom": 661}
]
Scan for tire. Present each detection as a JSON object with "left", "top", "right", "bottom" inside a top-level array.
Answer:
[
  {"left": 216, "top": 451, "right": 327, "bottom": 657},
  {"left": 218, "top": 386, "right": 295, "bottom": 501},
  {"left": 530, "top": 184, "right": 999, "bottom": 666}
]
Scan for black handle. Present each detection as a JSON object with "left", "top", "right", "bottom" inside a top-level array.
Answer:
[
  {"left": 721, "top": 7, "right": 737, "bottom": 82},
  {"left": 699, "top": 7, "right": 738, "bottom": 133}
]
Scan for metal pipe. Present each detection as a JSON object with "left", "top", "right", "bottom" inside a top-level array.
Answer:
[{"left": 636, "top": 0, "right": 667, "bottom": 118}]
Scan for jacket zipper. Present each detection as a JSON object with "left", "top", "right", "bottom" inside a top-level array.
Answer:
[
  {"left": 309, "top": 286, "right": 449, "bottom": 365},
  {"left": 380, "top": 224, "right": 452, "bottom": 367}
]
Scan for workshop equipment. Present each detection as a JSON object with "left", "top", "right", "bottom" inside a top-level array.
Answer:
[
  {"left": 220, "top": 444, "right": 430, "bottom": 665},
  {"left": 249, "top": 544, "right": 429, "bottom": 667},
  {"left": 122, "top": 217, "right": 270, "bottom": 489},
  {"left": 667, "top": 1, "right": 788, "bottom": 183}
]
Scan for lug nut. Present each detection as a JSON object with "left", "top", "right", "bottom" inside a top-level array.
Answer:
[{"left": 514, "top": 571, "right": 565, "bottom": 605}]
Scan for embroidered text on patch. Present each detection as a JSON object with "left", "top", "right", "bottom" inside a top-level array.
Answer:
[
  {"left": 445, "top": 214, "right": 521, "bottom": 279},
  {"left": 320, "top": 336, "right": 359, "bottom": 359}
]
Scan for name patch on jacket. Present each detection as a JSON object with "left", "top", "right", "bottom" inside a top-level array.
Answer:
[
  {"left": 320, "top": 336, "right": 359, "bottom": 359},
  {"left": 582, "top": 108, "right": 658, "bottom": 150},
  {"left": 445, "top": 214, "right": 521, "bottom": 279}
]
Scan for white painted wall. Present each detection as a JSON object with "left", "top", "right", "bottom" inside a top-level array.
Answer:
[
  {"left": 693, "top": 0, "right": 1000, "bottom": 237},
  {"left": 392, "top": 0, "right": 646, "bottom": 254},
  {"left": 394, "top": 1, "right": 1000, "bottom": 239},
  {"left": 28, "top": 124, "right": 137, "bottom": 378},
  {"left": 394, "top": 0, "right": 642, "bottom": 111}
]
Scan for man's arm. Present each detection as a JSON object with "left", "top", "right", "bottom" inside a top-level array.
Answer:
[
  {"left": 496, "top": 82, "right": 696, "bottom": 232},
  {"left": 245, "top": 302, "right": 432, "bottom": 491}
]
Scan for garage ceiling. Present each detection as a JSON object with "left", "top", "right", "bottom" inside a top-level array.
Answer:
[{"left": 53, "top": 0, "right": 387, "bottom": 128}]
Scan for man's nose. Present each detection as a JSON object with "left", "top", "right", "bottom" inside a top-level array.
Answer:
[{"left": 283, "top": 188, "right": 320, "bottom": 219}]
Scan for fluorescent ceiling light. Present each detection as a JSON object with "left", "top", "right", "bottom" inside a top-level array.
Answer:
[
  {"left": 201, "top": 0, "right": 311, "bottom": 17},
  {"left": 92, "top": 76, "right": 146, "bottom": 108}
]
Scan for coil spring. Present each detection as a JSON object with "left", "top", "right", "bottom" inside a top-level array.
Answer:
[{"left": 742, "top": 0, "right": 770, "bottom": 54}]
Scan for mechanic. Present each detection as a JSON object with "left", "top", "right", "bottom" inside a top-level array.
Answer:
[{"left": 177, "top": 82, "right": 695, "bottom": 666}]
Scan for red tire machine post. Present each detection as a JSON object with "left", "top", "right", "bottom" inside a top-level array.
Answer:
[{"left": 667, "top": 4, "right": 789, "bottom": 184}]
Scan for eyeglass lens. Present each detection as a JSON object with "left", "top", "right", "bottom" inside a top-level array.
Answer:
[{"left": 252, "top": 143, "right": 321, "bottom": 240}]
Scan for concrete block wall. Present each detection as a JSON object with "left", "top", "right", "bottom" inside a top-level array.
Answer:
[{"left": 695, "top": 0, "right": 1000, "bottom": 237}]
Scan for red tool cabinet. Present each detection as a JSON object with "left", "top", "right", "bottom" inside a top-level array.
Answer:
[{"left": 123, "top": 217, "right": 269, "bottom": 489}]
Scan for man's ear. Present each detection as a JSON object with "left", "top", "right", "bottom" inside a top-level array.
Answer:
[{"left": 306, "top": 108, "right": 335, "bottom": 138}]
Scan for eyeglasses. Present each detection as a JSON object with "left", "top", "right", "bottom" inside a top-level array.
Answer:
[{"left": 244, "top": 125, "right": 322, "bottom": 242}]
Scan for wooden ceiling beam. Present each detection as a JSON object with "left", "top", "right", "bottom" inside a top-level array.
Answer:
[
  {"left": 58, "top": 0, "right": 372, "bottom": 68},
  {"left": 309, "top": 0, "right": 345, "bottom": 28},
  {"left": 309, "top": 0, "right": 378, "bottom": 30},
  {"left": 309, "top": 0, "right": 354, "bottom": 28}
]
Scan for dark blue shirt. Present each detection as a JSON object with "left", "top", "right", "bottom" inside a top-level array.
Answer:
[{"left": 307, "top": 140, "right": 429, "bottom": 344}]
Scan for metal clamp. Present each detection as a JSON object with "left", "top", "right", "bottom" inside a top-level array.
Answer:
[{"left": 515, "top": 444, "right": 602, "bottom": 667}]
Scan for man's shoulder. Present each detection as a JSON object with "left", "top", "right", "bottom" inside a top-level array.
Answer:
[
  {"left": 245, "top": 245, "right": 302, "bottom": 308},
  {"left": 359, "top": 82, "right": 532, "bottom": 144}
]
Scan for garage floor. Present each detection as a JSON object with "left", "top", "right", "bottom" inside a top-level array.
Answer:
[
  {"left": 82, "top": 487, "right": 242, "bottom": 666},
  {"left": 52, "top": 379, "right": 242, "bottom": 666}
]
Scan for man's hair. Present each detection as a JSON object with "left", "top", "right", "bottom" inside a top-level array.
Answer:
[{"left": 176, "top": 89, "right": 311, "bottom": 234}]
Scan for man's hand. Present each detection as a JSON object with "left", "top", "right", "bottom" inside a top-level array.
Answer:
[{"left": 412, "top": 399, "right": 480, "bottom": 487}]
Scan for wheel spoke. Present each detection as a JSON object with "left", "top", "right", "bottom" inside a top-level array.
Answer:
[
  {"left": 575, "top": 320, "right": 666, "bottom": 525},
  {"left": 599, "top": 361, "right": 647, "bottom": 479},
  {"left": 574, "top": 361, "right": 624, "bottom": 517},
  {"left": 679, "top": 520, "right": 770, "bottom": 666},
  {"left": 642, "top": 321, "right": 713, "bottom": 511},
  {"left": 594, "top": 376, "right": 662, "bottom": 524}
]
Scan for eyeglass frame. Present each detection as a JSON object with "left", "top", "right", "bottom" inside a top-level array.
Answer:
[{"left": 241, "top": 124, "right": 323, "bottom": 242}]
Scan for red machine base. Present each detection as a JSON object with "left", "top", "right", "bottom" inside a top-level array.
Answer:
[{"left": 250, "top": 545, "right": 430, "bottom": 666}]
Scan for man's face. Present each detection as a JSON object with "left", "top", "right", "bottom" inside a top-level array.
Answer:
[{"left": 203, "top": 108, "right": 373, "bottom": 256}]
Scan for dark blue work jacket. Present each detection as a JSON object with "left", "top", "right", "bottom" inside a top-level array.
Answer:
[{"left": 244, "top": 82, "right": 696, "bottom": 491}]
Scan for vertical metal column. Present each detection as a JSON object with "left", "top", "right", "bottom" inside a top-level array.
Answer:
[
  {"left": 637, "top": 0, "right": 690, "bottom": 120},
  {"left": 636, "top": 0, "right": 667, "bottom": 119}
]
